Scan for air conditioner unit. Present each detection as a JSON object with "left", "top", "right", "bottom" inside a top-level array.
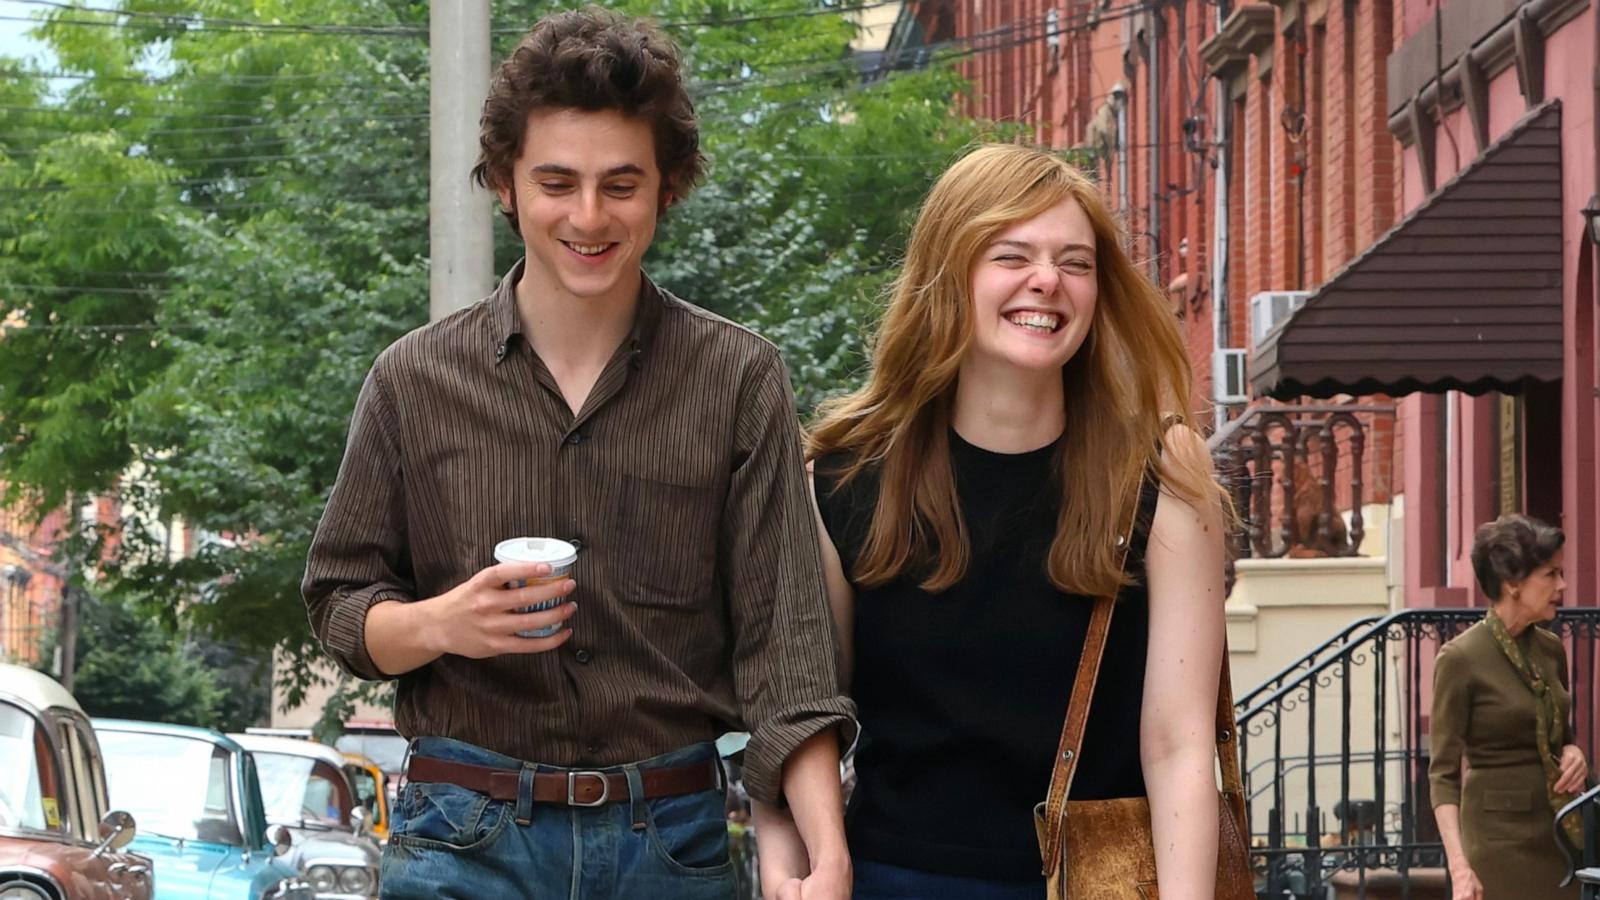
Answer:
[
  {"left": 1250, "top": 290, "right": 1311, "bottom": 346},
  {"left": 1213, "top": 348, "right": 1248, "bottom": 404}
]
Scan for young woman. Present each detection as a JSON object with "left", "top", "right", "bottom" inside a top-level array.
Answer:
[{"left": 755, "top": 143, "right": 1231, "bottom": 900}]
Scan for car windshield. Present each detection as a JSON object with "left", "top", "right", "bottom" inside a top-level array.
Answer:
[
  {"left": 333, "top": 732, "right": 406, "bottom": 777},
  {"left": 345, "top": 765, "right": 381, "bottom": 823},
  {"left": 253, "top": 751, "right": 352, "bottom": 830},
  {"left": 98, "top": 730, "right": 243, "bottom": 845},
  {"left": 0, "top": 702, "right": 57, "bottom": 832}
]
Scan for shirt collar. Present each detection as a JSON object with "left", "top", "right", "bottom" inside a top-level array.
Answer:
[{"left": 490, "top": 259, "right": 665, "bottom": 369}]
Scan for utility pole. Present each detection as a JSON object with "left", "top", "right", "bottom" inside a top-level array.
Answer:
[
  {"left": 1147, "top": 9, "right": 1161, "bottom": 282},
  {"left": 57, "top": 492, "right": 79, "bottom": 691},
  {"left": 58, "top": 581, "right": 79, "bottom": 691},
  {"left": 430, "top": 0, "right": 495, "bottom": 322}
]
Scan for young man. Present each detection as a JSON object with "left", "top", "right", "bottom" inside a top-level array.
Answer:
[{"left": 302, "top": 10, "right": 854, "bottom": 898}]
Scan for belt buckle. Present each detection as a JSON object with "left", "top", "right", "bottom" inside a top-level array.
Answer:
[{"left": 567, "top": 770, "right": 610, "bottom": 807}]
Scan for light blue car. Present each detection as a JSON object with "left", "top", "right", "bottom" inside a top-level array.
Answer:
[{"left": 93, "top": 720, "right": 315, "bottom": 900}]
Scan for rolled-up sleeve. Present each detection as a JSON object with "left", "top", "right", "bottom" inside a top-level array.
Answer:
[
  {"left": 302, "top": 361, "right": 415, "bottom": 681},
  {"left": 722, "top": 350, "right": 859, "bottom": 806},
  {"left": 1428, "top": 643, "right": 1470, "bottom": 808}
]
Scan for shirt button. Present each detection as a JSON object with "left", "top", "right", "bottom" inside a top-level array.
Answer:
[
  {"left": 570, "top": 537, "right": 585, "bottom": 552},
  {"left": 574, "top": 649, "right": 593, "bottom": 664},
  {"left": 586, "top": 742, "right": 601, "bottom": 755},
  {"left": 565, "top": 433, "right": 585, "bottom": 446}
]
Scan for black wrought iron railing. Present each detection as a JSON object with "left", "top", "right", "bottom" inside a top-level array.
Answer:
[
  {"left": 1237, "top": 607, "right": 1600, "bottom": 899},
  {"left": 1209, "top": 404, "right": 1397, "bottom": 589},
  {"left": 1235, "top": 614, "right": 1383, "bottom": 711},
  {"left": 1559, "top": 785, "right": 1600, "bottom": 898}
]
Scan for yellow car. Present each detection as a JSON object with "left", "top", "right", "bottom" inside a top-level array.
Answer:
[{"left": 340, "top": 753, "right": 390, "bottom": 842}]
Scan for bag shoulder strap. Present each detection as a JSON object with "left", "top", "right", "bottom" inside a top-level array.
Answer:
[
  {"left": 1038, "top": 585, "right": 1118, "bottom": 872},
  {"left": 1038, "top": 613, "right": 1246, "bottom": 874},
  {"left": 1037, "top": 472, "right": 1245, "bottom": 874},
  {"left": 1037, "top": 470, "right": 1151, "bottom": 872}
]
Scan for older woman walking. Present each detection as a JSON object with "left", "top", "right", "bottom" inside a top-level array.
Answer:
[{"left": 1430, "top": 514, "right": 1586, "bottom": 900}]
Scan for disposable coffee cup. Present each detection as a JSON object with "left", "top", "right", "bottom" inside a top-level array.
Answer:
[{"left": 493, "top": 537, "right": 578, "bottom": 638}]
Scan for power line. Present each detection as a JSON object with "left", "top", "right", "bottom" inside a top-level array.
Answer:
[
  {"left": 0, "top": 0, "right": 906, "bottom": 37},
  {"left": 2, "top": 158, "right": 419, "bottom": 191},
  {"left": 0, "top": 145, "right": 981, "bottom": 214},
  {"left": 0, "top": 3, "right": 1108, "bottom": 122},
  {"left": 0, "top": 282, "right": 159, "bottom": 294},
  {"left": 0, "top": 146, "right": 996, "bottom": 229},
  {"left": 0, "top": 5, "right": 1153, "bottom": 200},
  {"left": 0, "top": 66, "right": 425, "bottom": 86},
  {"left": 0, "top": 112, "right": 428, "bottom": 140},
  {"left": 0, "top": 257, "right": 904, "bottom": 315},
  {"left": 0, "top": 322, "right": 200, "bottom": 332},
  {"left": 0, "top": 32, "right": 1013, "bottom": 137},
  {"left": 695, "top": 1, "right": 1150, "bottom": 112},
  {"left": 2, "top": 1, "right": 1069, "bottom": 98},
  {"left": 0, "top": 106, "right": 432, "bottom": 126},
  {"left": 1, "top": 146, "right": 364, "bottom": 165},
  {"left": 0, "top": 102, "right": 423, "bottom": 122}
]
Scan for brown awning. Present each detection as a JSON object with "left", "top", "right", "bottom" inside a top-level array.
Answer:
[{"left": 1251, "top": 100, "right": 1564, "bottom": 399}]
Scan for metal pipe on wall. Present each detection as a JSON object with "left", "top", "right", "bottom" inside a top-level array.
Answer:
[
  {"left": 1112, "top": 82, "right": 1131, "bottom": 218},
  {"left": 1211, "top": 0, "right": 1231, "bottom": 430},
  {"left": 1148, "top": 8, "right": 1162, "bottom": 280}
]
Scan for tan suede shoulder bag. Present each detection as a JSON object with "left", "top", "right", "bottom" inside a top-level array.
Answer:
[{"left": 1032, "top": 505, "right": 1255, "bottom": 899}]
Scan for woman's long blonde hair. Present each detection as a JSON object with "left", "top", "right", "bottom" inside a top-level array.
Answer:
[{"left": 808, "top": 143, "right": 1225, "bottom": 596}]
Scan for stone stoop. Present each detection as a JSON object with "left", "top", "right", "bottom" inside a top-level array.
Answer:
[{"left": 1328, "top": 867, "right": 1448, "bottom": 900}]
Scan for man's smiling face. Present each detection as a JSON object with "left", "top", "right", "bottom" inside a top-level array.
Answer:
[{"left": 499, "top": 107, "right": 663, "bottom": 303}]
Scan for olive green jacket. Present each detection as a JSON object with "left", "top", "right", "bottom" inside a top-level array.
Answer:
[{"left": 1429, "top": 620, "right": 1572, "bottom": 808}]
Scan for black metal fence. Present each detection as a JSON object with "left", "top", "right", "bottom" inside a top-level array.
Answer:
[
  {"left": 1239, "top": 607, "right": 1600, "bottom": 899},
  {"left": 1209, "top": 404, "right": 1397, "bottom": 594}
]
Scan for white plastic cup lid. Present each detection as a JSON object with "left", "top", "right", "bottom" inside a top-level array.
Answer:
[{"left": 493, "top": 537, "right": 578, "bottom": 569}]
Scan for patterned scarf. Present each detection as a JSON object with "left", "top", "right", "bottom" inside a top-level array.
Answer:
[{"left": 1483, "top": 609, "right": 1583, "bottom": 849}]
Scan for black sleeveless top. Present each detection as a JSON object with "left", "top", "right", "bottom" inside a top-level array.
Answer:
[{"left": 814, "top": 430, "right": 1159, "bottom": 881}]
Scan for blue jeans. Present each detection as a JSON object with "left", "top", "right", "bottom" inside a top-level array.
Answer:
[
  {"left": 379, "top": 737, "right": 737, "bottom": 900},
  {"left": 853, "top": 859, "right": 1047, "bottom": 900}
]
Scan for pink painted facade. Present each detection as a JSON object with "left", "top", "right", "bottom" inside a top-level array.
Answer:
[{"left": 1400, "top": 4, "right": 1598, "bottom": 610}]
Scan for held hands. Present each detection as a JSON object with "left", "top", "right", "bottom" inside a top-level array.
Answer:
[
  {"left": 424, "top": 561, "right": 577, "bottom": 658},
  {"left": 775, "top": 864, "right": 851, "bottom": 900},
  {"left": 753, "top": 801, "right": 851, "bottom": 900},
  {"left": 1449, "top": 864, "right": 1483, "bottom": 900},
  {"left": 1556, "top": 744, "right": 1589, "bottom": 795}
]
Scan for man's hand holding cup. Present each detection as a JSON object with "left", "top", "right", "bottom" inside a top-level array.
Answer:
[{"left": 425, "top": 537, "right": 579, "bottom": 658}]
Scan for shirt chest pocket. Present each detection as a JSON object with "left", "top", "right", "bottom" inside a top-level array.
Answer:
[{"left": 610, "top": 472, "right": 720, "bottom": 607}]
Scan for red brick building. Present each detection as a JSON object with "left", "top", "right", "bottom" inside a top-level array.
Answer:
[
  {"left": 893, "top": 2, "right": 1599, "bottom": 885},
  {"left": 1, "top": 502, "right": 72, "bottom": 664},
  {"left": 892, "top": 0, "right": 1595, "bottom": 602}
]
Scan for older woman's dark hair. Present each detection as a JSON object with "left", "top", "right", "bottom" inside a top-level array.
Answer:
[
  {"left": 1471, "top": 514, "right": 1565, "bottom": 600},
  {"left": 471, "top": 7, "right": 706, "bottom": 235}
]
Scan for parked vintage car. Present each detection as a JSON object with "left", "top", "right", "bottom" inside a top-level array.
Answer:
[
  {"left": 336, "top": 755, "right": 387, "bottom": 844},
  {"left": 229, "top": 734, "right": 380, "bottom": 900},
  {"left": 94, "top": 720, "right": 313, "bottom": 900},
  {"left": 0, "top": 663, "right": 152, "bottom": 900},
  {"left": 237, "top": 730, "right": 389, "bottom": 844},
  {"left": 328, "top": 723, "right": 404, "bottom": 800}
]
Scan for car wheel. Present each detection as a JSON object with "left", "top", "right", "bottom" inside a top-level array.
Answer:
[{"left": 0, "top": 876, "right": 56, "bottom": 900}]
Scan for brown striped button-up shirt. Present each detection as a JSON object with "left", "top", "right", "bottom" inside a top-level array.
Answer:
[{"left": 302, "top": 261, "right": 855, "bottom": 804}]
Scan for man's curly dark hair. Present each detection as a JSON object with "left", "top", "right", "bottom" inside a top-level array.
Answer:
[{"left": 472, "top": 7, "right": 706, "bottom": 235}]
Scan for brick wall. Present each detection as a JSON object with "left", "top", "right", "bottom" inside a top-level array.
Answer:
[{"left": 919, "top": 0, "right": 1402, "bottom": 512}]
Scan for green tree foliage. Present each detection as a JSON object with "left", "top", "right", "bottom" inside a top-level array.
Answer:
[
  {"left": 69, "top": 597, "right": 226, "bottom": 728},
  {"left": 0, "top": 0, "right": 1010, "bottom": 713}
]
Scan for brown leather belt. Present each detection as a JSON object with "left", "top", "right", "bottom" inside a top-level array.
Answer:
[{"left": 405, "top": 755, "right": 719, "bottom": 807}]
